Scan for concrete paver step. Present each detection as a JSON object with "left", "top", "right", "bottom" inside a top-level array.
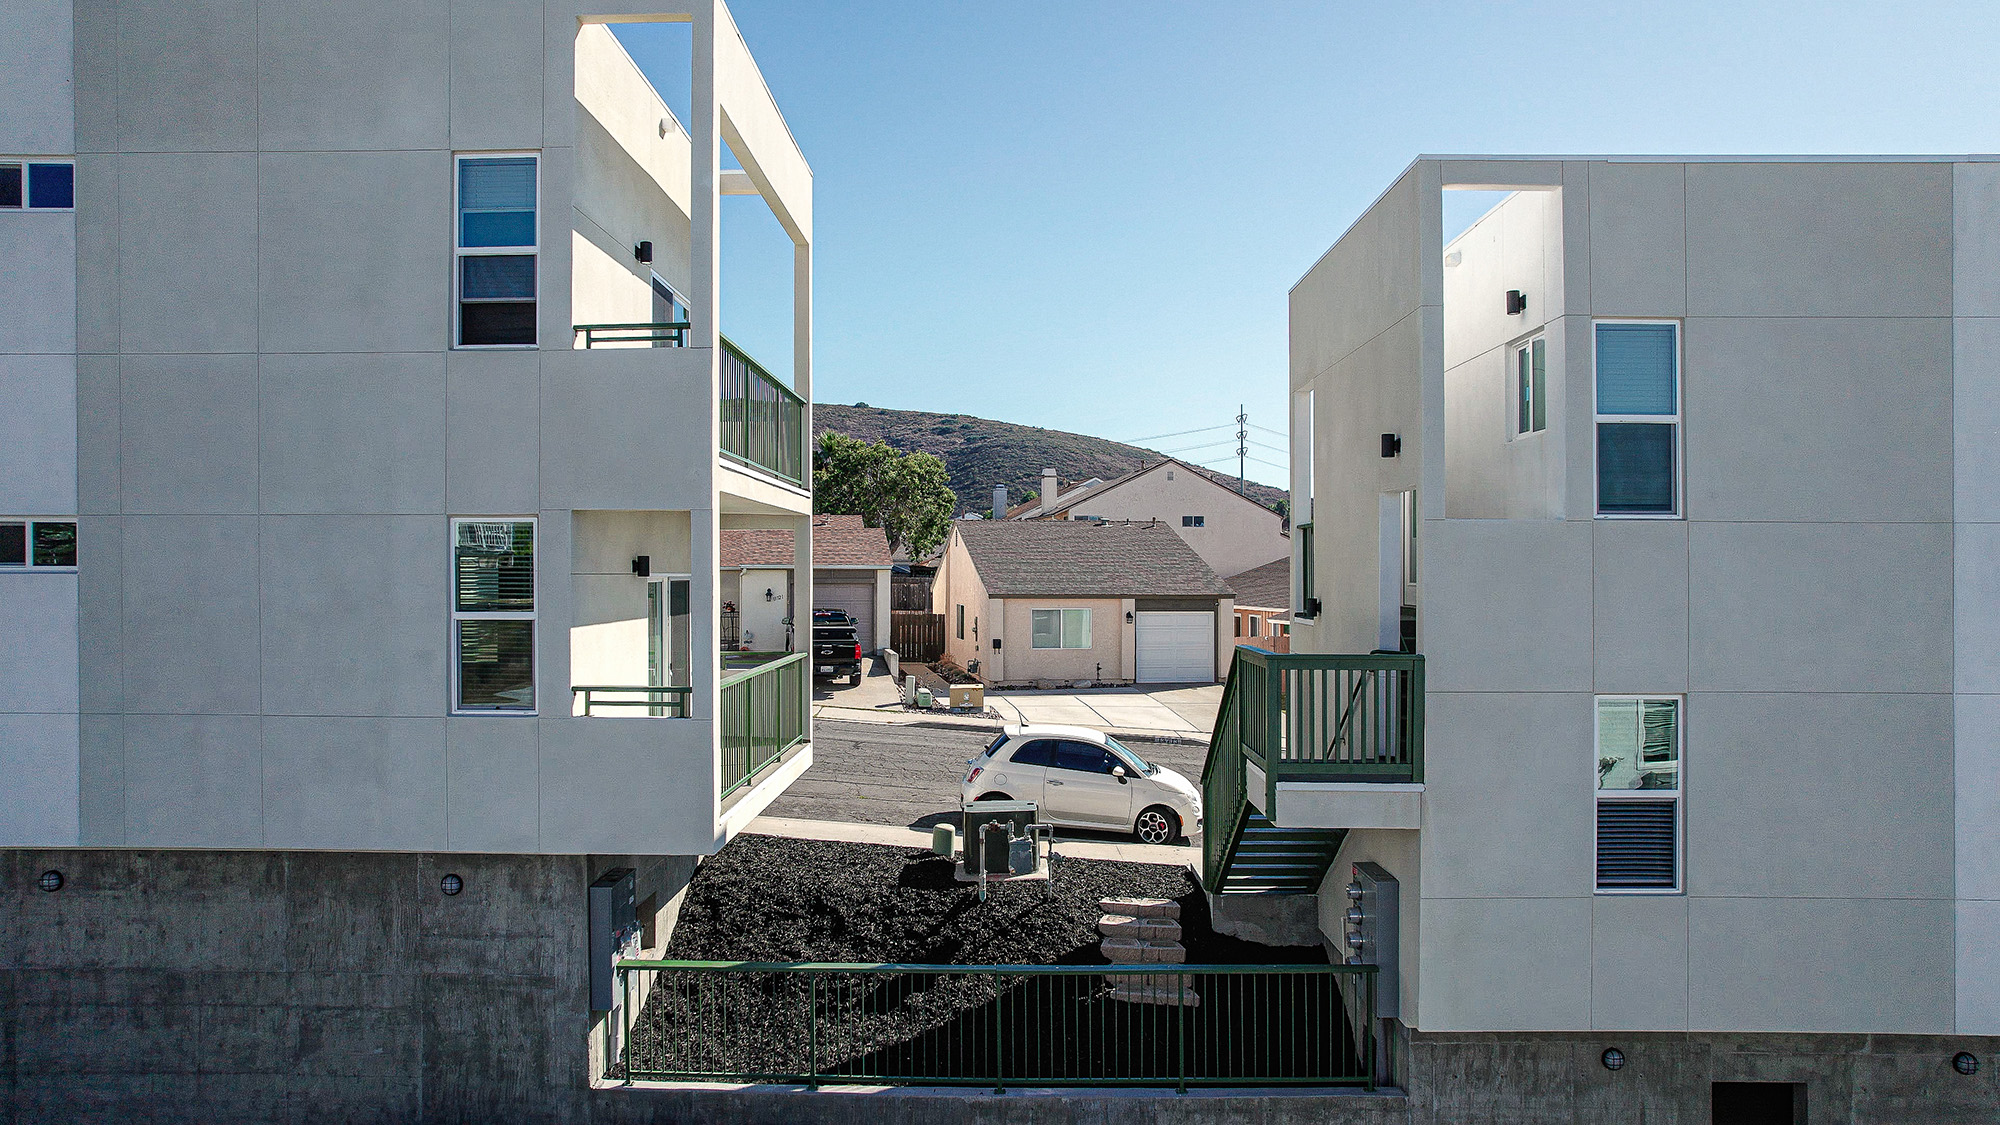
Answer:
[
  {"left": 1097, "top": 914, "right": 1183, "bottom": 942},
  {"left": 1099, "top": 938, "right": 1187, "bottom": 964},
  {"left": 1106, "top": 978, "right": 1202, "bottom": 1007},
  {"left": 1097, "top": 896, "right": 1180, "bottom": 919}
]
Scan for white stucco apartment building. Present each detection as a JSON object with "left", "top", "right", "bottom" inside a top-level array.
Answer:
[
  {"left": 0, "top": 2, "right": 815, "bottom": 1118},
  {"left": 1204, "top": 155, "right": 2000, "bottom": 1121}
]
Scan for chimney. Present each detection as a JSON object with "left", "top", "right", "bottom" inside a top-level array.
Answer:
[
  {"left": 1041, "top": 467, "right": 1059, "bottom": 509},
  {"left": 993, "top": 485, "right": 1007, "bottom": 519}
]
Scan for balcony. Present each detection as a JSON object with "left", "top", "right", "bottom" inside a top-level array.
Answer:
[
  {"left": 720, "top": 651, "right": 808, "bottom": 799},
  {"left": 720, "top": 335, "right": 806, "bottom": 486}
]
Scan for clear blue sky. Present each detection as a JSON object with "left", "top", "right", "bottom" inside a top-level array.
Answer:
[{"left": 616, "top": 1, "right": 2000, "bottom": 488}]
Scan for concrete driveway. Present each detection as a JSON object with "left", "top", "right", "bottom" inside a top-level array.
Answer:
[{"left": 986, "top": 684, "right": 1222, "bottom": 736}]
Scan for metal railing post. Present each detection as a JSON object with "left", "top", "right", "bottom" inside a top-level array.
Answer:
[
  {"left": 620, "top": 965, "right": 633, "bottom": 1086},
  {"left": 807, "top": 973, "right": 819, "bottom": 1089},
  {"left": 992, "top": 971, "right": 1004, "bottom": 1094}
]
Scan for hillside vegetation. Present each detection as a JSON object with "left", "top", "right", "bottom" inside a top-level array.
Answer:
[{"left": 814, "top": 404, "right": 1286, "bottom": 516}]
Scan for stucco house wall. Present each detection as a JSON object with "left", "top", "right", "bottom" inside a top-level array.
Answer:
[{"left": 1062, "top": 462, "right": 1289, "bottom": 579}]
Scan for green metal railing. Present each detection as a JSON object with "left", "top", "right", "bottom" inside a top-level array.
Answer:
[
  {"left": 720, "top": 652, "right": 807, "bottom": 798},
  {"left": 1203, "top": 649, "right": 1424, "bottom": 891},
  {"left": 574, "top": 321, "right": 691, "bottom": 348},
  {"left": 572, "top": 685, "right": 693, "bottom": 717},
  {"left": 720, "top": 335, "right": 806, "bottom": 485},
  {"left": 612, "top": 961, "right": 1376, "bottom": 1090}
]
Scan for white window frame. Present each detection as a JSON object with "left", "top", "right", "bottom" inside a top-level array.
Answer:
[
  {"left": 1512, "top": 333, "right": 1547, "bottom": 437},
  {"left": 1593, "top": 693, "right": 1684, "bottom": 895},
  {"left": 450, "top": 516, "right": 537, "bottom": 715},
  {"left": 0, "top": 517, "right": 78, "bottom": 570},
  {"left": 453, "top": 152, "right": 540, "bottom": 350},
  {"left": 0, "top": 159, "right": 75, "bottom": 212},
  {"left": 1592, "top": 319, "right": 1683, "bottom": 520},
  {"left": 1030, "top": 607, "right": 1092, "bottom": 649}
]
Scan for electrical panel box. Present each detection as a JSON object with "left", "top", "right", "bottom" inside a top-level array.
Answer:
[
  {"left": 1343, "top": 861, "right": 1400, "bottom": 1020},
  {"left": 961, "top": 800, "right": 1037, "bottom": 875},
  {"left": 588, "top": 867, "right": 640, "bottom": 1012}
]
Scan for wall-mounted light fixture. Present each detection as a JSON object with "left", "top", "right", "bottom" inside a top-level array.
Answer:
[
  {"left": 1380, "top": 433, "right": 1402, "bottom": 458},
  {"left": 634, "top": 240, "right": 653, "bottom": 264},
  {"left": 1600, "top": 1048, "right": 1626, "bottom": 1071},
  {"left": 992, "top": 637, "right": 1002, "bottom": 651},
  {"left": 631, "top": 555, "right": 650, "bottom": 578},
  {"left": 1954, "top": 1051, "right": 1980, "bottom": 1076},
  {"left": 1505, "top": 289, "right": 1527, "bottom": 315},
  {"left": 37, "top": 870, "right": 63, "bottom": 892},
  {"left": 1125, "top": 611, "right": 1135, "bottom": 623},
  {"left": 440, "top": 873, "right": 464, "bottom": 896},
  {"left": 764, "top": 587, "right": 775, "bottom": 602}
]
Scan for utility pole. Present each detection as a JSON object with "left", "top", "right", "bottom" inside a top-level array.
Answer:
[{"left": 1235, "top": 404, "right": 1248, "bottom": 493}]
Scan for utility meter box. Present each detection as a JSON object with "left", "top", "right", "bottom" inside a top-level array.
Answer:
[
  {"left": 948, "top": 683, "right": 985, "bottom": 709},
  {"left": 1343, "top": 861, "right": 1400, "bottom": 1020},
  {"left": 588, "top": 867, "right": 641, "bottom": 1012},
  {"left": 961, "top": 800, "right": 1037, "bottom": 875}
]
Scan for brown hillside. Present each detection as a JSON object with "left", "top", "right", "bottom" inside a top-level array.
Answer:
[{"left": 813, "top": 404, "right": 1287, "bottom": 517}]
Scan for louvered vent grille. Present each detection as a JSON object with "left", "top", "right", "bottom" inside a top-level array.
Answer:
[{"left": 1596, "top": 799, "right": 1677, "bottom": 889}]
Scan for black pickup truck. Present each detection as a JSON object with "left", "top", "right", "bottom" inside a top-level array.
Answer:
[{"left": 811, "top": 619, "right": 863, "bottom": 684}]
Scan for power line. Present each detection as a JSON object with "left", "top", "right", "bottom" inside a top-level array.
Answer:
[
  {"left": 1158, "top": 438, "right": 1239, "bottom": 455},
  {"left": 1122, "top": 423, "right": 1234, "bottom": 444},
  {"left": 1249, "top": 422, "right": 1288, "bottom": 438}
]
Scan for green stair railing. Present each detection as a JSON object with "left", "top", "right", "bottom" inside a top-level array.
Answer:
[{"left": 1202, "top": 648, "right": 1424, "bottom": 894}]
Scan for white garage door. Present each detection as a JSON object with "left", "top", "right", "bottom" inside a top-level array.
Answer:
[
  {"left": 816, "top": 580, "right": 876, "bottom": 652},
  {"left": 1136, "top": 611, "right": 1215, "bottom": 683}
]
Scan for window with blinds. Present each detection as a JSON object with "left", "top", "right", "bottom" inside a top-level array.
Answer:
[
  {"left": 452, "top": 518, "right": 536, "bottom": 712},
  {"left": 0, "top": 519, "right": 77, "bottom": 568},
  {"left": 1595, "top": 696, "right": 1681, "bottom": 891},
  {"left": 456, "top": 155, "right": 538, "bottom": 347},
  {"left": 1594, "top": 321, "right": 1679, "bottom": 516}
]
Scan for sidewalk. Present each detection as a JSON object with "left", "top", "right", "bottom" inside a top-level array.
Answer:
[
  {"left": 812, "top": 663, "right": 1221, "bottom": 745},
  {"left": 745, "top": 814, "right": 1200, "bottom": 870}
]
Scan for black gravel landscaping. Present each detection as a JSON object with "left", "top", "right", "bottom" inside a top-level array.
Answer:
[{"left": 617, "top": 834, "right": 1365, "bottom": 1086}]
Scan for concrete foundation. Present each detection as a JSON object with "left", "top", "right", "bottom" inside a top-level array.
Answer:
[{"left": 1204, "top": 888, "right": 1323, "bottom": 947}]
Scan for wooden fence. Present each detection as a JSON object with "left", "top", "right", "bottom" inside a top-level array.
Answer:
[{"left": 890, "top": 612, "right": 946, "bottom": 662}]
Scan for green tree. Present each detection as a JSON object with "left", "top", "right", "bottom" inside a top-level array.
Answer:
[{"left": 813, "top": 431, "right": 956, "bottom": 559}]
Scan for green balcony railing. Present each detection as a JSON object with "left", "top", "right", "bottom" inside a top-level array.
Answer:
[
  {"left": 1203, "top": 649, "right": 1424, "bottom": 890},
  {"left": 571, "top": 685, "right": 693, "bottom": 717},
  {"left": 720, "top": 652, "right": 808, "bottom": 798},
  {"left": 720, "top": 335, "right": 806, "bottom": 486},
  {"left": 574, "top": 321, "right": 691, "bottom": 348},
  {"left": 611, "top": 961, "right": 1377, "bottom": 1090}
]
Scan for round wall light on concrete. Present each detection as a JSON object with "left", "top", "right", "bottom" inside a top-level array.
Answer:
[
  {"left": 37, "top": 870, "right": 63, "bottom": 892},
  {"left": 440, "top": 873, "right": 464, "bottom": 896},
  {"left": 1600, "top": 1048, "right": 1626, "bottom": 1071},
  {"left": 1953, "top": 1051, "right": 1979, "bottom": 1075}
]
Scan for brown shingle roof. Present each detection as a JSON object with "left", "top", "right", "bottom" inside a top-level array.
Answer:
[
  {"left": 719, "top": 515, "right": 893, "bottom": 569},
  {"left": 1224, "top": 556, "right": 1289, "bottom": 611},
  {"left": 953, "top": 520, "right": 1233, "bottom": 598}
]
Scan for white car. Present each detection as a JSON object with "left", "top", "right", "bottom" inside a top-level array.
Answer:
[{"left": 960, "top": 724, "right": 1202, "bottom": 845}]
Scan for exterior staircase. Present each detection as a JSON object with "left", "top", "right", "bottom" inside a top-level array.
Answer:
[{"left": 1200, "top": 648, "right": 1423, "bottom": 896}]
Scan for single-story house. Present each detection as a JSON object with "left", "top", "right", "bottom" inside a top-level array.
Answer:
[
  {"left": 931, "top": 519, "right": 1236, "bottom": 686},
  {"left": 1223, "top": 556, "right": 1291, "bottom": 658},
  {"left": 721, "top": 515, "right": 894, "bottom": 653}
]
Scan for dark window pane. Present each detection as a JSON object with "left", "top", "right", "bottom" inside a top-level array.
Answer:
[
  {"left": 1054, "top": 742, "right": 1114, "bottom": 774},
  {"left": 1009, "top": 739, "right": 1056, "bottom": 767},
  {"left": 460, "top": 210, "right": 536, "bottom": 248},
  {"left": 457, "top": 619, "right": 534, "bottom": 710},
  {"left": 1598, "top": 423, "right": 1676, "bottom": 514},
  {"left": 455, "top": 521, "right": 535, "bottom": 611},
  {"left": 28, "top": 163, "right": 73, "bottom": 209},
  {"left": 0, "top": 522, "right": 24, "bottom": 565},
  {"left": 32, "top": 522, "right": 76, "bottom": 566},
  {"left": 461, "top": 255, "right": 535, "bottom": 299},
  {"left": 460, "top": 301, "right": 536, "bottom": 346},
  {"left": 1530, "top": 337, "right": 1547, "bottom": 431},
  {"left": 0, "top": 164, "right": 21, "bottom": 208},
  {"left": 1596, "top": 322, "right": 1677, "bottom": 415},
  {"left": 1516, "top": 345, "right": 1531, "bottom": 434}
]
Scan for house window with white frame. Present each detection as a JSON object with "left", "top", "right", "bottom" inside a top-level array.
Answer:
[
  {"left": 1594, "top": 321, "right": 1679, "bottom": 516},
  {"left": 0, "top": 518, "right": 76, "bottom": 568},
  {"left": 1515, "top": 335, "right": 1547, "bottom": 435},
  {"left": 452, "top": 519, "right": 536, "bottom": 712},
  {"left": 1595, "top": 696, "right": 1681, "bottom": 892},
  {"left": 456, "top": 154, "right": 538, "bottom": 347},
  {"left": 1182, "top": 515, "right": 1205, "bottom": 527},
  {"left": 1030, "top": 608, "right": 1091, "bottom": 649},
  {"left": 0, "top": 160, "right": 74, "bottom": 210}
]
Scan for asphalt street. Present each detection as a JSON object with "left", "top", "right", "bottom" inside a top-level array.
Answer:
[{"left": 765, "top": 719, "right": 1211, "bottom": 843}]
